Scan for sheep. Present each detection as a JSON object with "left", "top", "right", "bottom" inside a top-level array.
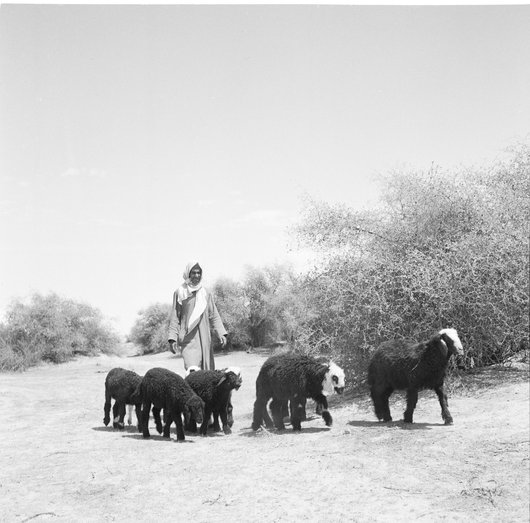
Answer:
[
  {"left": 185, "top": 368, "right": 242, "bottom": 435},
  {"left": 281, "top": 356, "right": 329, "bottom": 420},
  {"left": 251, "top": 353, "right": 346, "bottom": 432},
  {"left": 185, "top": 365, "right": 241, "bottom": 431},
  {"left": 138, "top": 367, "right": 205, "bottom": 441},
  {"left": 103, "top": 367, "right": 143, "bottom": 430},
  {"left": 367, "top": 328, "right": 464, "bottom": 424},
  {"left": 214, "top": 366, "right": 241, "bottom": 430}
]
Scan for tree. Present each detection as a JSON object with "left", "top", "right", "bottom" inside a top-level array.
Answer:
[
  {"left": 292, "top": 143, "right": 529, "bottom": 377},
  {"left": 129, "top": 303, "right": 171, "bottom": 354}
]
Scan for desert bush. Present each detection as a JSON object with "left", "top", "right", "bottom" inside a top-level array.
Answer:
[
  {"left": 292, "top": 143, "right": 529, "bottom": 381},
  {"left": 212, "top": 264, "right": 307, "bottom": 349},
  {"left": 0, "top": 293, "right": 120, "bottom": 371},
  {"left": 129, "top": 303, "right": 171, "bottom": 354},
  {"left": 212, "top": 278, "right": 251, "bottom": 349}
]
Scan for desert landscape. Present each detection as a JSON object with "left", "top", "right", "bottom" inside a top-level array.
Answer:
[{"left": 0, "top": 348, "right": 528, "bottom": 522}]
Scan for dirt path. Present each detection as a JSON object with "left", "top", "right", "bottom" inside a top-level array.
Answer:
[{"left": 0, "top": 350, "right": 528, "bottom": 522}]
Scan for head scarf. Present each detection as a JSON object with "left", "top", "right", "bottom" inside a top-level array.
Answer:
[
  {"left": 177, "top": 261, "right": 208, "bottom": 332},
  {"left": 183, "top": 262, "right": 203, "bottom": 292}
]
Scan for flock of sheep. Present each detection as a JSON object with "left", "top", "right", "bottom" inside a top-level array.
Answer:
[{"left": 103, "top": 328, "right": 464, "bottom": 439}]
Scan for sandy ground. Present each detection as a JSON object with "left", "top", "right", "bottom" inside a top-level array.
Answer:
[{"left": 0, "top": 348, "right": 528, "bottom": 523}]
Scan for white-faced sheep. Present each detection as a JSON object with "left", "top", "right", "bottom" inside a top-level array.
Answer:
[
  {"left": 185, "top": 368, "right": 242, "bottom": 435},
  {"left": 138, "top": 367, "right": 205, "bottom": 441},
  {"left": 367, "top": 328, "right": 464, "bottom": 424},
  {"left": 103, "top": 368, "right": 143, "bottom": 430},
  {"left": 252, "top": 353, "right": 346, "bottom": 432}
]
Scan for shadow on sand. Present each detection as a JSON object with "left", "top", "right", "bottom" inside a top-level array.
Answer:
[
  {"left": 347, "top": 419, "right": 445, "bottom": 431},
  {"left": 120, "top": 433, "right": 198, "bottom": 443},
  {"left": 238, "top": 425, "right": 331, "bottom": 437},
  {"left": 91, "top": 425, "right": 140, "bottom": 433}
]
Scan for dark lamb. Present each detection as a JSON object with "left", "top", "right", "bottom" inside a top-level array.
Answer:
[
  {"left": 367, "top": 328, "right": 464, "bottom": 424},
  {"left": 138, "top": 367, "right": 204, "bottom": 441},
  {"left": 185, "top": 368, "right": 242, "bottom": 435},
  {"left": 103, "top": 367, "right": 143, "bottom": 430},
  {"left": 252, "top": 352, "right": 345, "bottom": 432}
]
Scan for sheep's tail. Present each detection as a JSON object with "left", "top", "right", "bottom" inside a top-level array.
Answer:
[
  {"left": 103, "top": 381, "right": 112, "bottom": 426},
  {"left": 130, "top": 382, "right": 142, "bottom": 405}
]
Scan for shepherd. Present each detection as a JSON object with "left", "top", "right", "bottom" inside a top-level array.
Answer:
[{"left": 168, "top": 261, "right": 228, "bottom": 370}]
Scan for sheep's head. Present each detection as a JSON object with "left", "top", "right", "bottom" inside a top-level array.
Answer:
[
  {"left": 185, "top": 365, "right": 201, "bottom": 377},
  {"left": 322, "top": 361, "right": 346, "bottom": 396},
  {"left": 217, "top": 368, "right": 243, "bottom": 390},
  {"left": 185, "top": 395, "right": 204, "bottom": 426},
  {"left": 439, "top": 328, "right": 464, "bottom": 356}
]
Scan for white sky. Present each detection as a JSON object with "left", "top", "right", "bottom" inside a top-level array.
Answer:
[{"left": 1, "top": 4, "right": 529, "bottom": 335}]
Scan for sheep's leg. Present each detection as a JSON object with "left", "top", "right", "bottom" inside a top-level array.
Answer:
[
  {"left": 185, "top": 410, "right": 197, "bottom": 433},
  {"left": 371, "top": 386, "right": 393, "bottom": 422},
  {"left": 112, "top": 401, "right": 125, "bottom": 429},
  {"left": 211, "top": 413, "right": 221, "bottom": 432},
  {"left": 135, "top": 403, "right": 142, "bottom": 432},
  {"left": 270, "top": 399, "right": 286, "bottom": 430},
  {"left": 289, "top": 398, "right": 304, "bottom": 431},
  {"left": 314, "top": 394, "right": 332, "bottom": 426},
  {"left": 299, "top": 398, "right": 307, "bottom": 421},
  {"left": 199, "top": 406, "right": 212, "bottom": 436},
  {"left": 103, "top": 391, "right": 111, "bottom": 426},
  {"left": 141, "top": 401, "right": 152, "bottom": 438},
  {"left": 281, "top": 401, "right": 290, "bottom": 420},
  {"left": 174, "top": 411, "right": 186, "bottom": 442},
  {"left": 227, "top": 401, "right": 234, "bottom": 428},
  {"left": 162, "top": 410, "right": 172, "bottom": 438},
  {"left": 404, "top": 389, "right": 418, "bottom": 423},
  {"left": 370, "top": 388, "right": 382, "bottom": 420},
  {"left": 211, "top": 408, "right": 222, "bottom": 432},
  {"left": 126, "top": 404, "right": 133, "bottom": 426},
  {"left": 434, "top": 385, "right": 453, "bottom": 425},
  {"left": 252, "top": 396, "right": 271, "bottom": 430},
  {"left": 112, "top": 401, "right": 120, "bottom": 428},
  {"left": 117, "top": 402, "right": 126, "bottom": 429},
  {"left": 226, "top": 392, "right": 234, "bottom": 428},
  {"left": 152, "top": 407, "right": 164, "bottom": 434},
  {"left": 262, "top": 404, "right": 274, "bottom": 429},
  {"left": 298, "top": 398, "right": 307, "bottom": 421},
  {"left": 219, "top": 405, "right": 231, "bottom": 435}
]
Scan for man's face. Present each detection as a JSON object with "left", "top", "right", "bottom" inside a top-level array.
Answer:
[{"left": 189, "top": 268, "right": 202, "bottom": 286}]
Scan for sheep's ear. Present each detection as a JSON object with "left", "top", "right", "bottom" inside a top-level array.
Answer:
[{"left": 438, "top": 335, "right": 449, "bottom": 352}]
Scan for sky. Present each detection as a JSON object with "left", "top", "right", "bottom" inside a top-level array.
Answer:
[{"left": 1, "top": 4, "right": 529, "bottom": 336}]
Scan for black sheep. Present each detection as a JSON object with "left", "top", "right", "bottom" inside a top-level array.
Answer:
[
  {"left": 138, "top": 367, "right": 204, "bottom": 441},
  {"left": 185, "top": 368, "right": 242, "bottom": 435},
  {"left": 280, "top": 356, "right": 329, "bottom": 420},
  {"left": 367, "top": 328, "right": 464, "bottom": 424},
  {"left": 103, "top": 367, "right": 143, "bottom": 430},
  {"left": 252, "top": 353, "right": 345, "bottom": 432}
]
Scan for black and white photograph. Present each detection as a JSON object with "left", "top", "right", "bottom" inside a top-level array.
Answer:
[{"left": 1, "top": 2, "right": 529, "bottom": 521}]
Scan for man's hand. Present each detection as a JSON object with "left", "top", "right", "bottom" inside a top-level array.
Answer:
[{"left": 220, "top": 335, "right": 227, "bottom": 348}]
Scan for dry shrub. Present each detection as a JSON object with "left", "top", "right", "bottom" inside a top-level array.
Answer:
[
  {"left": 292, "top": 143, "right": 529, "bottom": 384},
  {"left": 129, "top": 303, "right": 171, "bottom": 354},
  {"left": 0, "top": 293, "right": 120, "bottom": 371}
]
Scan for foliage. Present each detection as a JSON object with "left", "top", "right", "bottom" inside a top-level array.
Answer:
[
  {"left": 212, "top": 264, "right": 306, "bottom": 349},
  {"left": 292, "top": 143, "right": 530, "bottom": 381},
  {"left": 212, "top": 278, "right": 251, "bottom": 349},
  {"left": 0, "top": 293, "right": 120, "bottom": 371},
  {"left": 129, "top": 303, "right": 172, "bottom": 355}
]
